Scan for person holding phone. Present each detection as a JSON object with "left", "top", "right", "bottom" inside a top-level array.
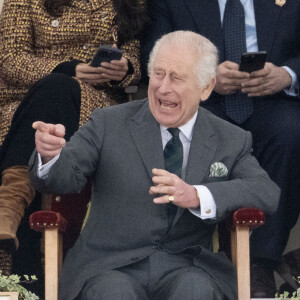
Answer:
[
  {"left": 0, "top": 0, "right": 146, "bottom": 286},
  {"left": 142, "top": 0, "right": 300, "bottom": 298}
]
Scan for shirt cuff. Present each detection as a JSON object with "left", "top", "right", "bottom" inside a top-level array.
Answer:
[
  {"left": 282, "top": 66, "right": 299, "bottom": 96},
  {"left": 188, "top": 185, "right": 216, "bottom": 219},
  {"left": 37, "top": 153, "right": 60, "bottom": 179}
]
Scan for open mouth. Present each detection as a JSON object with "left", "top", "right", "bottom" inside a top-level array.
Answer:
[{"left": 159, "top": 99, "right": 177, "bottom": 110}]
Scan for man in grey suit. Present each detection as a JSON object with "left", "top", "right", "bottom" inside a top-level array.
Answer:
[{"left": 30, "top": 31, "right": 280, "bottom": 300}]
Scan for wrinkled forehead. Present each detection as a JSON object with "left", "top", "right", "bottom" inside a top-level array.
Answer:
[{"left": 153, "top": 43, "right": 197, "bottom": 73}]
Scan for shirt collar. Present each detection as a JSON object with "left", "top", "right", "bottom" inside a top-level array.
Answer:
[{"left": 160, "top": 111, "right": 198, "bottom": 142}]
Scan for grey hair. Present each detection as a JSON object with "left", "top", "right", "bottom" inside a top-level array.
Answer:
[{"left": 148, "top": 30, "right": 219, "bottom": 87}]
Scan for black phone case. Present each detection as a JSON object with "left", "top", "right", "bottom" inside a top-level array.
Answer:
[
  {"left": 239, "top": 51, "right": 267, "bottom": 73},
  {"left": 91, "top": 46, "right": 122, "bottom": 67}
]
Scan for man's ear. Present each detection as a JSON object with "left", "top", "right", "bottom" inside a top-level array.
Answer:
[{"left": 200, "top": 78, "right": 216, "bottom": 102}]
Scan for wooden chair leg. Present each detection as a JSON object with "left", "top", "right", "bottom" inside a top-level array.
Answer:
[
  {"left": 45, "top": 228, "right": 63, "bottom": 300},
  {"left": 235, "top": 226, "right": 250, "bottom": 300},
  {"left": 231, "top": 229, "right": 237, "bottom": 266}
]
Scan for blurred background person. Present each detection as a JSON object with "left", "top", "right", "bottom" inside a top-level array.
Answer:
[
  {"left": 141, "top": 0, "right": 300, "bottom": 298},
  {"left": 0, "top": 0, "right": 147, "bottom": 295}
]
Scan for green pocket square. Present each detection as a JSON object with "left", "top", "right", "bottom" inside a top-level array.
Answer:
[{"left": 209, "top": 162, "right": 228, "bottom": 177}]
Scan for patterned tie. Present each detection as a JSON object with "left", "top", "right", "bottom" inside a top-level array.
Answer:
[
  {"left": 164, "top": 128, "right": 183, "bottom": 230},
  {"left": 223, "top": 0, "right": 253, "bottom": 124}
]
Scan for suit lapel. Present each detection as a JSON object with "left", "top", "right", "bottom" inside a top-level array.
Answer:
[
  {"left": 173, "top": 107, "right": 218, "bottom": 225},
  {"left": 254, "top": 0, "right": 283, "bottom": 57},
  {"left": 183, "top": 0, "right": 224, "bottom": 61},
  {"left": 129, "top": 101, "right": 165, "bottom": 180}
]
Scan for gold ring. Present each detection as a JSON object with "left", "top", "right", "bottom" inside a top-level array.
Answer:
[{"left": 168, "top": 195, "right": 174, "bottom": 203}]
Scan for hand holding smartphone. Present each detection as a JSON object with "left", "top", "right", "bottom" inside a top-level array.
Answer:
[
  {"left": 239, "top": 51, "right": 267, "bottom": 73},
  {"left": 90, "top": 45, "right": 122, "bottom": 67}
]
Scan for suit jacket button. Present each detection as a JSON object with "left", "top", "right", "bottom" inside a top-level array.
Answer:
[
  {"left": 158, "top": 242, "right": 164, "bottom": 249},
  {"left": 206, "top": 209, "right": 211, "bottom": 214}
]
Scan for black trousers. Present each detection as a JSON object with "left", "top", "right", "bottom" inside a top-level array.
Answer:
[
  {"left": 0, "top": 73, "right": 81, "bottom": 174},
  {"left": 202, "top": 96, "right": 300, "bottom": 263}
]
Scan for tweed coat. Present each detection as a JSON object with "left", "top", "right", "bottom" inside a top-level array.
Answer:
[{"left": 0, "top": 0, "right": 143, "bottom": 144}]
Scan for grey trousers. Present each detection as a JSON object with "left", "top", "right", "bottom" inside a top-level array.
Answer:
[{"left": 78, "top": 250, "right": 225, "bottom": 300}]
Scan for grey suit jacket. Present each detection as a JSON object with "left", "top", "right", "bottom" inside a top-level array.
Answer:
[{"left": 29, "top": 99, "right": 280, "bottom": 300}]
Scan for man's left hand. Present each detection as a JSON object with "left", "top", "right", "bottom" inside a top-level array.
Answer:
[
  {"left": 149, "top": 168, "right": 199, "bottom": 208},
  {"left": 241, "top": 62, "right": 292, "bottom": 97}
]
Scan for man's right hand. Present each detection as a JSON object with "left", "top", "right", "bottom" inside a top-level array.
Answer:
[
  {"left": 32, "top": 121, "right": 66, "bottom": 164},
  {"left": 214, "top": 61, "right": 250, "bottom": 95}
]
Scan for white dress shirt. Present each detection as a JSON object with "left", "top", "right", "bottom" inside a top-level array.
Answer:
[
  {"left": 218, "top": 0, "right": 299, "bottom": 96},
  {"left": 38, "top": 111, "right": 217, "bottom": 220},
  {"left": 160, "top": 112, "right": 217, "bottom": 219}
]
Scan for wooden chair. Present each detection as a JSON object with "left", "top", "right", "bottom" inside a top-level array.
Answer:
[{"left": 29, "top": 203, "right": 265, "bottom": 300}]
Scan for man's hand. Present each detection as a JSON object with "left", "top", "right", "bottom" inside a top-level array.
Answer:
[
  {"left": 241, "top": 62, "right": 292, "bottom": 97},
  {"left": 149, "top": 168, "right": 199, "bottom": 208},
  {"left": 214, "top": 61, "right": 250, "bottom": 95},
  {"left": 32, "top": 121, "right": 66, "bottom": 164}
]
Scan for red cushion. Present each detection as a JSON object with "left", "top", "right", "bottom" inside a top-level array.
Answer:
[
  {"left": 29, "top": 211, "right": 67, "bottom": 233},
  {"left": 233, "top": 208, "right": 265, "bottom": 229}
]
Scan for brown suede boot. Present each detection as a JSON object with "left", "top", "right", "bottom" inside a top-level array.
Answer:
[{"left": 0, "top": 165, "right": 35, "bottom": 274}]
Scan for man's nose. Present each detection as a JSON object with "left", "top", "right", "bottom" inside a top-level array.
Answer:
[{"left": 158, "top": 76, "right": 171, "bottom": 94}]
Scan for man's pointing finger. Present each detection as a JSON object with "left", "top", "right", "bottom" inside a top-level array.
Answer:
[{"left": 32, "top": 121, "right": 52, "bottom": 133}]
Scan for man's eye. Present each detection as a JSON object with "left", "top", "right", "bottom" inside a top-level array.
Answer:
[
  {"left": 172, "top": 76, "right": 182, "bottom": 82},
  {"left": 155, "top": 72, "right": 164, "bottom": 78}
]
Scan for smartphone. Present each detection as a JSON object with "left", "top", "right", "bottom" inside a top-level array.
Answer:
[
  {"left": 90, "top": 45, "right": 122, "bottom": 67},
  {"left": 239, "top": 51, "right": 267, "bottom": 73}
]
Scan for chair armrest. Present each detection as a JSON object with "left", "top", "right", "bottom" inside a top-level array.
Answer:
[
  {"left": 233, "top": 207, "right": 265, "bottom": 229},
  {"left": 29, "top": 211, "right": 67, "bottom": 233},
  {"left": 30, "top": 211, "right": 66, "bottom": 300},
  {"left": 125, "top": 86, "right": 138, "bottom": 101},
  {"left": 231, "top": 208, "right": 265, "bottom": 300}
]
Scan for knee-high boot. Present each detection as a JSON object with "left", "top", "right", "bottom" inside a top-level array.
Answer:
[{"left": 0, "top": 165, "right": 35, "bottom": 275}]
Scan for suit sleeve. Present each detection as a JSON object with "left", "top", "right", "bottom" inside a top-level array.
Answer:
[
  {"left": 203, "top": 131, "right": 280, "bottom": 219},
  {"left": 29, "top": 109, "right": 105, "bottom": 194}
]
